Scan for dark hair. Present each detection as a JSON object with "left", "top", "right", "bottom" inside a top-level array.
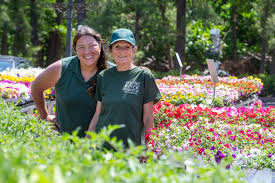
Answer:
[
  {"left": 87, "top": 79, "right": 97, "bottom": 98},
  {"left": 73, "top": 25, "right": 107, "bottom": 71},
  {"left": 73, "top": 26, "right": 107, "bottom": 98}
]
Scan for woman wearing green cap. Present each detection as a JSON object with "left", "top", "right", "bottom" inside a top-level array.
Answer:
[{"left": 87, "top": 28, "right": 161, "bottom": 147}]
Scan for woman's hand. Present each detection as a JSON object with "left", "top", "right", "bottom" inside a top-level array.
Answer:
[
  {"left": 45, "top": 115, "right": 60, "bottom": 131},
  {"left": 86, "top": 101, "right": 102, "bottom": 138},
  {"left": 31, "top": 61, "right": 61, "bottom": 123},
  {"left": 143, "top": 101, "right": 154, "bottom": 142},
  {"left": 139, "top": 66, "right": 151, "bottom": 72}
]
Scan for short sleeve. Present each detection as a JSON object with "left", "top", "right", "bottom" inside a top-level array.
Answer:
[
  {"left": 143, "top": 70, "right": 162, "bottom": 104},
  {"left": 95, "top": 74, "right": 103, "bottom": 101}
]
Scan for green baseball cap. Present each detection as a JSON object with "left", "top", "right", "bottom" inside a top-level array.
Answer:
[{"left": 109, "top": 28, "right": 136, "bottom": 46}]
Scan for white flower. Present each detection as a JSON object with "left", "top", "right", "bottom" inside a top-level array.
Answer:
[{"left": 250, "top": 148, "right": 261, "bottom": 155}]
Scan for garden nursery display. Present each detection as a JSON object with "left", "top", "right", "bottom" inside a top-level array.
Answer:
[{"left": 0, "top": 68, "right": 274, "bottom": 183}]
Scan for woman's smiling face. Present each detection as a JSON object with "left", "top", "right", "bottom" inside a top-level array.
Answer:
[
  {"left": 76, "top": 35, "right": 101, "bottom": 67},
  {"left": 110, "top": 41, "right": 137, "bottom": 66}
]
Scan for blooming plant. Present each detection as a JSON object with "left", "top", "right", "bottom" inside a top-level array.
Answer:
[
  {"left": 0, "top": 68, "right": 55, "bottom": 100},
  {"left": 0, "top": 100, "right": 245, "bottom": 183},
  {"left": 1, "top": 70, "right": 262, "bottom": 106},
  {"left": 147, "top": 100, "right": 274, "bottom": 169},
  {"left": 156, "top": 75, "right": 263, "bottom": 107},
  {"left": 1, "top": 68, "right": 273, "bottom": 171}
]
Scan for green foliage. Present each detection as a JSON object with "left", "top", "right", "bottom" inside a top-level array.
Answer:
[
  {"left": 0, "top": 0, "right": 274, "bottom": 74},
  {"left": 256, "top": 74, "right": 275, "bottom": 97},
  {"left": 152, "top": 69, "right": 202, "bottom": 79},
  {"left": 85, "top": 0, "right": 176, "bottom": 64},
  {"left": 210, "top": 0, "right": 262, "bottom": 59},
  {"left": 152, "top": 69, "right": 180, "bottom": 79},
  {"left": 185, "top": 21, "right": 226, "bottom": 71},
  {"left": 0, "top": 99, "right": 245, "bottom": 182}
]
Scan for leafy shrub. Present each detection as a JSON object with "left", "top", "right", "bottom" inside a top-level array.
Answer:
[
  {"left": 0, "top": 99, "right": 245, "bottom": 183},
  {"left": 239, "top": 73, "right": 275, "bottom": 97},
  {"left": 256, "top": 74, "right": 275, "bottom": 97}
]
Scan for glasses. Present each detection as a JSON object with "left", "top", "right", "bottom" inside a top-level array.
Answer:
[{"left": 76, "top": 44, "right": 100, "bottom": 52}]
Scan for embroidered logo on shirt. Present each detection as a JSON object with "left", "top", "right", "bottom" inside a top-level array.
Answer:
[{"left": 122, "top": 81, "right": 140, "bottom": 95}]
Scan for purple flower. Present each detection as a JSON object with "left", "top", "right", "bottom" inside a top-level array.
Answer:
[
  {"left": 210, "top": 145, "right": 215, "bottom": 150},
  {"left": 267, "top": 153, "right": 273, "bottom": 158},
  {"left": 215, "top": 151, "right": 226, "bottom": 164},
  {"left": 232, "top": 154, "right": 236, "bottom": 159},
  {"left": 226, "top": 165, "right": 231, "bottom": 169},
  {"left": 232, "top": 147, "right": 236, "bottom": 151}
]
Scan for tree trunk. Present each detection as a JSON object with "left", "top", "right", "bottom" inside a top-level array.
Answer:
[
  {"left": 76, "top": 0, "right": 86, "bottom": 28},
  {"left": 30, "top": 0, "right": 40, "bottom": 66},
  {"left": 30, "top": 0, "right": 38, "bottom": 46},
  {"left": 11, "top": 0, "right": 27, "bottom": 57},
  {"left": 11, "top": 0, "right": 19, "bottom": 56},
  {"left": 1, "top": 27, "right": 8, "bottom": 55},
  {"left": 271, "top": 49, "right": 275, "bottom": 76},
  {"left": 46, "top": 0, "right": 63, "bottom": 66},
  {"left": 174, "top": 0, "right": 186, "bottom": 69},
  {"left": 259, "top": 1, "right": 269, "bottom": 74},
  {"left": 159, "top": 1, "right": 173, "bottom": 69},
  {"left": 37, "top": 44, "right": 45, "bottom": 67},
  {"left": 135, "top": 8, "right": 141, "bottom": 42},
  {"left": 12, "top": 30, "right": 20, "bottom": 56},
  {"left": 46, "top": 31, "right": 62, "bottom": 66},
  {"left": 56, "top": 0, "right": 63, "bottom": 25},
  {"left": 167, "top": 43, "right": 173, "bottom": 69},
  {"left": 232, "top": 7, "right": 238, "bottom": 62}
]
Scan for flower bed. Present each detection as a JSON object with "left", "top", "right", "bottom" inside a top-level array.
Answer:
[
  {"left": 0, "top": 100, "right": 245, "bottom": 183},
  {"left": 156, "top": 75, "right": 263, "bottom": 107},
  {"left": 0, "top": 68, "right": 55, "bottom": 101},
  {"left": 1, "top": 69, "right": 274, "bottom": 179},
  {"left": 147, "top": 100, "right": 275, "bottom": 169},
  {"left": 1, "top": 69, "right": 262, "bottom": 107}
]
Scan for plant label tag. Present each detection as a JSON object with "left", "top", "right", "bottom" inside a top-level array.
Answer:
[
  {"left": 175, "top": 52, "right": 183, "bottom": 68},
  {"left": 207, "top": 59, "right": 219, "bottom": 83}
]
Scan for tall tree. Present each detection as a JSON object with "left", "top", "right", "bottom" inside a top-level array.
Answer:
[
  {"left": 76, "top": 0, "right": 86, "bottom": 28},
  {"left": 1, "top": 23, "right": 8, "bottom": 55},
  {"left": 271, "top": 49, "right": 275, "bottom": 76},
  {"left": 268, "top": 6, "right": 275, "bottom": 75},
  {"left": 158, "top": 0, "right": 173, "bottom": 69},
  {"left": 134, "top": 7, "right": 141, "bottom": 42},
  {"left": 9, "top": 0, "right": 31, "bottom": 57},
  {"left": 231, "top": 1, "right": 238, "bottom": 63},
  {"left": 259, "top": 0, "right": 272, "bottom": 73},
  {"left": 46, "top": 0, "right": 63, "bottom": 66},
  {"left": 174, "top": 0, "right": 186, "bottom": 69},
  {"left": 30, "top": 0, "right": 38, "bottom": 47},
  {"left": 30, "top": 0, "right": 40, "bottom": 65},
  {"left": 0, "top": 0, "right": 10, "bottom": 55}
]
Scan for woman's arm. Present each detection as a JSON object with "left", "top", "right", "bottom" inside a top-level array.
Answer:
[
  {"left": 87, "top": 101, "right": 102, "bottom": 135},
  {"left": 31, "top": 61, "right": 61, "bottom": 122},
  {"left": 143, "top": 101, "right": 154, "bottom": 135}
]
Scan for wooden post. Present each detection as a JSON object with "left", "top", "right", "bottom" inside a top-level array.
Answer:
[{"left": 207, "top": 59, "right": 219, "bottom": 107}]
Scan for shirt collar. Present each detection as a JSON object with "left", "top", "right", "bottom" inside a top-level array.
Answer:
[{"left": 69, "top": 56, "right": 99, "bottom": 84}]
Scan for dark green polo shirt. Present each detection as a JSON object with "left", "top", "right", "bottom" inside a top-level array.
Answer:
[
  {"left": 55, "top": 56, "right": 99, "bottom": 137},
  {"left": 95, "top": 66, "right": 161, "bottom": 146}
]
